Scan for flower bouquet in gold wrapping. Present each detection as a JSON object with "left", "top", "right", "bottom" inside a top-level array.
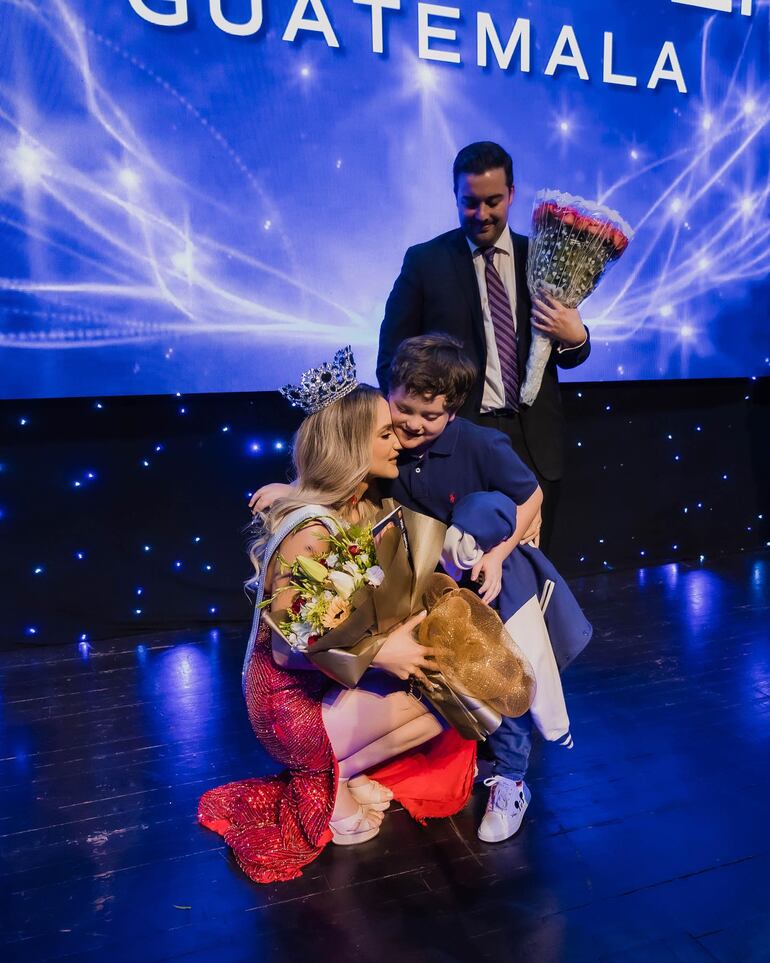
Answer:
[
  {"left": 262, "top": 521, "right": 385, "bottom": 653},
  {"left": 521, "top": 189, "right": 633, "bottom": 406},
  {"left": 262, "top": 504, "right": 420, "bottom": 689}
]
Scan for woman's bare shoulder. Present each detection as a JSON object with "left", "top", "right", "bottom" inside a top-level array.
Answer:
[{"left": 266, "top": 522, "right": 330, "bottom": 601}]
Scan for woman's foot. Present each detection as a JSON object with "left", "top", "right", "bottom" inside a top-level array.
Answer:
[
  {"left": 347, "top": 775, "right": 394, "bottom": 811},
  {"left": 330, "top": 805, "right": 384, "bottom": 846}
]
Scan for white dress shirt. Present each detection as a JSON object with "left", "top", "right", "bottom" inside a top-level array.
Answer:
[{"left": 467, "top": 229, "right": 517, "bottom": 412}]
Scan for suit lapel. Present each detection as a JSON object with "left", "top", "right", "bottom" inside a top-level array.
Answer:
[{"left": 447, "top": 229, "right": 484, "bottom": 336}]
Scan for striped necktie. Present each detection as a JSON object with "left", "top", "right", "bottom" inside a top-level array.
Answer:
[{"left": 481, "top": 246, "right": 519, "bottom": 411}]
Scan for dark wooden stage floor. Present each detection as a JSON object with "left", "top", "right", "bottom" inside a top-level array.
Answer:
[{"left": 3, "top": 553, "right": 770, "bottom": 963}]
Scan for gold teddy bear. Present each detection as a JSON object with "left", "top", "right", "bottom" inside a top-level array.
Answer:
[{"left": 418, "top": 574, "right": 536, "bottom": 719}]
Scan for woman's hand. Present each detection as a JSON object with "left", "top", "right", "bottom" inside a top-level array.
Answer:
[
  {"left": 249, "top": 482, "right": 294, "bottom": 515},
  {"left": 372, "top": 612, "right": 435, "bottom": 687},
  {"left": 471, "top": 547, "right": 506, "bottom": 605}
]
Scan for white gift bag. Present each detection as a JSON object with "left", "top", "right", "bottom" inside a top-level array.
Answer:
[{"left": 503, "top": 582, "right": 573, "bottom": 747}]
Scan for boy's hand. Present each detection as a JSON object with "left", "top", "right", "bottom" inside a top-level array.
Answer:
[
  {"left": 471, "top": 549, "right": 506, "bottom": 605},
  {"left": 522, "top": 510, "right": 542, "bottom": 547},
  {"left": 249, "top": 482, "right": 293, "bottom": 515}
]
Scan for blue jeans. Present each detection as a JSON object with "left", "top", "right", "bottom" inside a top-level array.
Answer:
[{"left": 487, "top": 711, "right": 532, "bottom": 781}]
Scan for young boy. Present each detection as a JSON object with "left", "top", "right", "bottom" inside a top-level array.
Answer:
[
  {"left": 382, "top": 334, "right": 545, "bottom": 842},
  {"left": 384, "top": 334, "right": 542, "bottom": 607},
  {"left": 252, "top": 334, "right": 590, "bottom": 842}
]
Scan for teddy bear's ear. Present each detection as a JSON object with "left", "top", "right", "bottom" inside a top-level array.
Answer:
[
  {"left": 460, "top": 587, "right": 490, "bottom": 611},
  {"left": 418, "top": 619, "right": 442, "bottom": 646},
  {"left": 440, "top": 596, "right": 472, "bottom": 622},
  {"left": 422, "top": 573, "right": 458, "bottom": 610}
]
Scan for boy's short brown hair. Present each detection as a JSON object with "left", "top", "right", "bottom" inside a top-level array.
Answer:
[{"left": 387, "top": 333, "right": 478, "bottom": 413}]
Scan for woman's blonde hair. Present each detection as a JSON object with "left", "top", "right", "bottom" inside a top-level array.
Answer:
[{"left": 247, "top": 384, "right": 384, "bottom": 581}]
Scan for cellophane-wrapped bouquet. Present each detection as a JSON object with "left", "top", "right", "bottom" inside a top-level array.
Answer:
[
  {"left": 264, "top": 523, "right": 385, "bottom": 651},
  {"left": 521, "top": 190, "right": 633, "bottom": 406}
]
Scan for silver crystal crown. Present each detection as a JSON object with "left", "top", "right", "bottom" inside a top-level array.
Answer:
[{"left": 280, "top": 345, "right": 358, "bottom": 414}]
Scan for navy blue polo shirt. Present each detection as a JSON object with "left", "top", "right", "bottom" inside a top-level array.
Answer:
[{"left": 388, "top": 417, "right": 538, "bottom": 525}]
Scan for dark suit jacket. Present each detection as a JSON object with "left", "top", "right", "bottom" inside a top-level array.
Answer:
[{"left": 376, "top": 227, "right": 591, "bottom": 481}]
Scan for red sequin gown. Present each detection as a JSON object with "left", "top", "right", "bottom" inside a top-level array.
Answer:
[{"left": 198, "top": 622, "right": 476, "bottom": 884}]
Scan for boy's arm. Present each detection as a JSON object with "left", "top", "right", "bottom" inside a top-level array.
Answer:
[
  {"left": 492, "top": 486, "right": 543, "bottom": 554},
  {"left": 484, "top": 431, "right": 539, "bottom": 505},
  {"left": 470, "top": 432, "right": 542, "bottom": 603},
  {"left": 249, "top": 481, "right": 295, "bottom": 515},
  {"left": 471, "top": 486, "right": 543, "bottom": 602},
  {"left": 521, "top": 509, "right": 542, "bottom": 548}
]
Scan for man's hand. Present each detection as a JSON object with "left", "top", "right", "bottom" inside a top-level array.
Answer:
[
  {"left": 531, "top": 290, "right": 586, "bottom": 348},
  {"left": 249, "top": 482, "right": 293, "bottom": 515},
  {"left": 471, "top": 547, "right": 506, "bottom": 605},
  {"left": 521, "top": 510, "right": 542, "bottom": 548}
]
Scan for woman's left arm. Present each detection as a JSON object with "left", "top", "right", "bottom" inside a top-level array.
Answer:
[{"left": 268, "top": 523, "right": 330, "bottom": 671}]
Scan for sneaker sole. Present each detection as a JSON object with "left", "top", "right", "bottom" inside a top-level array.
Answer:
[{"left": 477, "top": 785, "right": 531, "bottom": 843}]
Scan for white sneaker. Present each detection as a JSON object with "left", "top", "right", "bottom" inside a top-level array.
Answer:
[{"left": 477, "top": 776, "right": 531, "bottom": 843}]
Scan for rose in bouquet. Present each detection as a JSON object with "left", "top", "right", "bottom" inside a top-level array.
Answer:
[
  {"left": 521, "top": 189, "right": 633, "bottom": 407},
  {"left": 265, "top": 523, "right": 385, "bottom": 652}
]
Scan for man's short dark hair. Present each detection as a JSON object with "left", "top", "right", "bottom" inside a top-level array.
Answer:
[
  {"left": 452, "top": 141, "right": 514, "bottom": 193},
  {"left": 387, "top": 333, "right": 478, "bottom": 413}
]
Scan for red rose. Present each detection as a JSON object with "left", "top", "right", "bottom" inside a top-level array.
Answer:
[
  {"left": 291, "top": 597, "right": 304, "bottom": 614},
  {"left": 349, "top": 545, "right": 360, "bottom": 556},
  {"left": 590, "top": 219, "right": 608, "bottom": 236},
  {"left": 533, "top": 202, "right": 558, "bottom": 227},
  {"left": 308, "top": 635, "right": 319, "bottom": 647},
  {"left": 612, "top": 229, "right": 629, "bottom": 254}
]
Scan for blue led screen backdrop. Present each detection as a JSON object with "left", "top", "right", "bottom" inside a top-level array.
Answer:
[{"left": 0, "top": 0, "right": 768, "bottom": 399}]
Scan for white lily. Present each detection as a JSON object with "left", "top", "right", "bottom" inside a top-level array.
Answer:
[{"left": 329, "top": 570, "right": 356, "bottom": 599}]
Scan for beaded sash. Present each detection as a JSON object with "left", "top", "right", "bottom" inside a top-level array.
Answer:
[{"left": 242, "top": 505, "right": 339, "bottom": 693}]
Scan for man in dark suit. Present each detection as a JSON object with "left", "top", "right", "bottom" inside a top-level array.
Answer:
[{"left": 377, "top": 142, "right": 591, "bottom": 552}]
